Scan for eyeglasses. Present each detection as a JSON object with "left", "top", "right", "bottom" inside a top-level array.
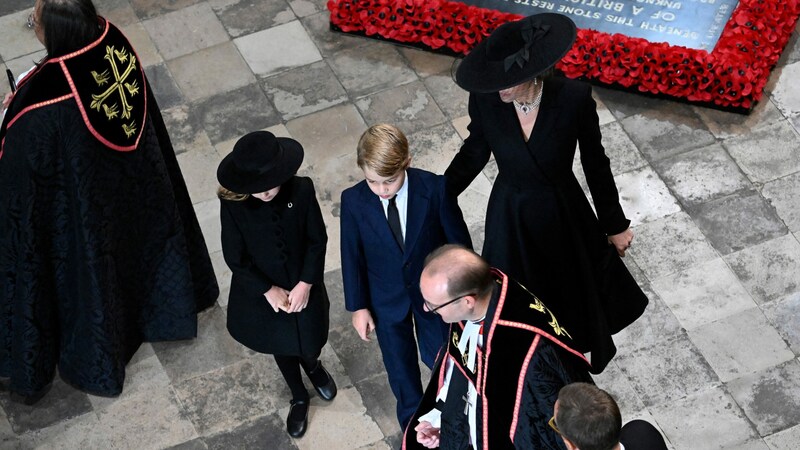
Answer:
[
  {"left": 548, "top": 416, "right": 561, "bottom": 435},
  {"left": 27, "top": 12, "right": 36, "bottom": 29},
  {"left": 423, "top": 292, "right": 475, "bottom": 315}
]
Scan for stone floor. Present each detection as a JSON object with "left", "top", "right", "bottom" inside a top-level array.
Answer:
[{"left": 2, "top": 0, "right": 800, "bottom": 449}]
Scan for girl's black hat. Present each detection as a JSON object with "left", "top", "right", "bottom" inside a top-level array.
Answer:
[
  {"left": 455, "top": 13, "right": 577, "bottom": 93},
  {"left": 217, "top": 131, "right": 304, "bottom": 194}
]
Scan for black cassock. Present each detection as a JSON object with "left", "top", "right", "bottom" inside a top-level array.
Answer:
[
  {"left": 0, "top": 20, "right": 218, "bottom": 399},
  {"left": 403, "top": 270, "right": 593, "bottom": 450}
]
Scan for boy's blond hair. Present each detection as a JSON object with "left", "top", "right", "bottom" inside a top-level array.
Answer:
[{"left": 357, "top": 124, "right": 410, "bottom": 177}]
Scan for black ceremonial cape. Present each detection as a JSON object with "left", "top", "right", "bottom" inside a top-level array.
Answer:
[
  {"left": 403, "top": 269, "right": 593, "bottom": 450},
  {"left": 0, "top": 19, "right": 218, "bottom": 399}
]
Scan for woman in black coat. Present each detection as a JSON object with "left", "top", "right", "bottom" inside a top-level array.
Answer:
[
  {"left": 446, "top": 14, "right": 648, "bottom": 374},
  {"left": 217, "top": 131, "right": 336, "bottom": 438}
]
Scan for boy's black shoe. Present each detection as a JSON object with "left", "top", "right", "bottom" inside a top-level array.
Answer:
[
  {"left": 305, "top": 361, "right": 337, "bottom": 401},
  {"left": 287, "top": 399, "right": 309, "bottom": 438}
]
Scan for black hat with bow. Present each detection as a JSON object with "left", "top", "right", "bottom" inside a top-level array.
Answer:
[
  {"left": 217, "top": 131, "right": 304, "bottom": 194},
  {"left": 455, "top": 13, "right": 577, "bottom": 93}
]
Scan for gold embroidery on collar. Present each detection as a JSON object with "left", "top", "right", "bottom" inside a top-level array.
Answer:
[
  {"left": 519, "top": 281, "right": 573, "bottom": 340},
  {"left": 90, "top": 45, "right": 139, "bottom": 134}
]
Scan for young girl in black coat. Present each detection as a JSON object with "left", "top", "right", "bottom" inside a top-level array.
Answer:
[{"left": 216, "top": 131, "right": 336, "bottom": 438}]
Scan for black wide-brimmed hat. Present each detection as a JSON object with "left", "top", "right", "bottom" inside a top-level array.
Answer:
[
  {"left": 455, "top": 13, "right": 576, "bottom": 93},
  {"left": 217, "top": 131, "right": 304, "bottom": 194}
]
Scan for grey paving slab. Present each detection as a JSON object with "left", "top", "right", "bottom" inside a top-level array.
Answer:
[
  {"left": 145, "top": 63, "right": 184, "bottom": 110},
  {"left": 694, "top": 97, "right": 784, "bottom": 140},
  {"left": 261, "top": 61, "right": 348, "bottom": 121},
  {"left": 762, "top": 292, "right": 800, "bottom": 356},
  {"left": 130, "top": 0, "right": 206, "bottom": 20},
  {"left": 399, "top": 47, "right": 456, "bottom": 78},
  {"left": 652, "top": 143, "right": 752, "bottom": 208},
  {"left": 98, "top": 0, "right": 140, "bottom": 26},
  {"left": 651, "top": 386, "right": 760, "bottom": 449},
  {"left": 92, "top": 385, "right": 198, "bottom": 448},
  {"left": 174, "top": 357, "right": 280, "bottom": 436},
  {"left": 598, "top": 121, "right": 649, "bottom": 175},
  {"left": 161, "top": 105, "right": 203, "bottom": 155},
  {"left": 618, "top": 105, "right": 716, "bottom": 161},
  {"left": 142, "top": 3, "right": 229, "bottom": 61},
  {"left": 728, "top": 359, "right": 800, "bottom": 436},
  {"left": 235, "top": 21, "right": 322, "bottom": 77},
  {"left": 612, "top": 285, "right": 684, "bottom": 355},
  {"left": 353, "top": 374, "right": 401, "bottom": 438},
  {"left": 286, "top": 103, "right": 366, "bottom": 160},
  {"left": 652, "top": 258, "right": 756, "bottom": 330},
  {"left": 408, "top": 122, "right": 463, "bottom": 175},
  {"left": 769, "top": 61, "right": 800, "bottom": 120},
  {"left": 204, "top": 413, "right": 297, "bottom": 450},
  {"left": 301, "top": 11, "right": 369, "bottom": 58},
  {"left": 423, "top": 72, "right": 469, "bottom": 120},
  {"left": 593, "top": 84, "right": 680, "bottom": 120},
  {"left": 762, "top": 172, "right": 800, "bottom": 233},
  {"left": 327, "top": 43, "right": 418, "bottom": 98},
  {"left": 288, "top": 0, "right": 327, "bottom": 18},
  {"left": 190, "top": 83, "right": 280, "bottom": 145},
  {"left": 120, "top": 22, "right": 162, "bottom": 67},
  {"left": 614, "top": 166, "right": 682, "bottom": 227},
  {"left": 326, "top": 325, "right": 387, "bottom": 386},
  {"left": 724, "top": 235, "right": 800, "bottom": 305},
  {"left": 591, "top": 361, "right": 646, "bottom": 419},
  {"left": 168, "top": 42, "right": 256, "bottom": 102},
  {"left": 167, "top": 438, "right": 210, "bottom": 450},
  {"left": 152, "top": 305, "right": 250, "bottom": 385},
  {"left": 764, "top": 423, "right": 800, "bottom": 450},
  {"left": 723, "top": 120, "right": 800, "bottom": 184},
  {"left": 615, "top": 332, "right": 719, "bottom": 408},
  {"left": 289, "top": 388, "right": 384, "bottom": 450},
  {"left": 176, "top": 132, "right": 225, "bottom": 203},
  {"left": 690, "top": 190, "right": 788, "bottom": 255},
  {"left": 0, "top": 9, "right": 39, "bottom": 62},
  {"left": 689, "top": 308, "right": 794, "bottom": 382},
  {"left": 0, "top": 0, "right": 30, "bottom": 16},
  {"left": 355, "top": 81, "right": 447, "bottom": 135},
  {"left": 210, "top": 0, "right": 295, "bottom": 38},
  {"left": 17, "top": 410, "right": 106, "bottom": 449},
  {"left": 0, "top": 377, "right": 93, "bottom": 434}
]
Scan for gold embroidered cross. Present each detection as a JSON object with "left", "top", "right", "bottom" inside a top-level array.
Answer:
[{"left": 90, "top": 45, "right": 138, "bottom": 123}]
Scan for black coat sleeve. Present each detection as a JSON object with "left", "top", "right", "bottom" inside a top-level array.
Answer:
[
  {"left": 575, "top": 85, "right": 630, "bottom": 235},
  {"left": 220, "top": 202, "right": 273, "bottom": 294},
  {"left": 445, "top": 93, "right": 492, "bottom": 196}
]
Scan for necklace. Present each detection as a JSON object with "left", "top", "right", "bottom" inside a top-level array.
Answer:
[{"left": 512, "top": 82, "right": 544, "bottom": 116}]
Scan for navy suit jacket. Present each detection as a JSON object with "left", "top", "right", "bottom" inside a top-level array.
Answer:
[{"left": 340, "top": 168, "right": 472, "bottom": 320}]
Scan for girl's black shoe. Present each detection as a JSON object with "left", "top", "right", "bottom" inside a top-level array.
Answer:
[
  {"left": 287, "top": 399, "right": 309, "bottom": 438},
  {"left": 305, "top": 361, "right": 337, "bottom": 401}
]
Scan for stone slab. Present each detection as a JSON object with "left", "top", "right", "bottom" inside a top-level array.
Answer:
[
  {"left": 629, "top": 211, "right": 718, "bottom": 280},
  {"left": 190, "top": 83, "right": 280, "bottom": 145},
  {"left": 327, "top": 44, "right": 417, "bottom": 99},
  {"left": 210, "top": 0, "right": 295, "bottom": 38},
  {"left": 689, "top": 308, "right": 794, "bottom": 382},
  {"left": 168, "top": 42, "right": 255, "bottom": 102},
  {"left": 650, "top": 386, "right": 760, "bottom": 449},
  {"left": 613, "top": 166, "right": 682, "bottom": 227},
  {"left": 690, "top": 190, "right": 788, "bottom": 255},
  {"left": 728, "top": 359, "right": 800, "bottom": 436},
  {"left": 234, "top": 21, "right": 322, "bottom": 77},
  {"left": 652, "top": 258, "right": 756, "bottom": 330},
  {"left": 652, "top": 143, "right": 752, "bottom": 207},
  {"left": 261, "top": 61, "right": 347, "bottom": 121},
  {"left": 355, "top": 80, "right": 447, "bottom": 136},
  {"left": 724, "top": 120, "right": 800, "bottom": 184},
  {"left": 724, "top": 235, "right": 800, "bottom": 305},
  {"left": 761, "top": 172, "right": 800, "bottom": 234},
  {"left": 615, "top": 332, "right": 719, "bottom": 408},
  {"left": 142, "top": 3, "right": 229, "bottom": 61}
]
